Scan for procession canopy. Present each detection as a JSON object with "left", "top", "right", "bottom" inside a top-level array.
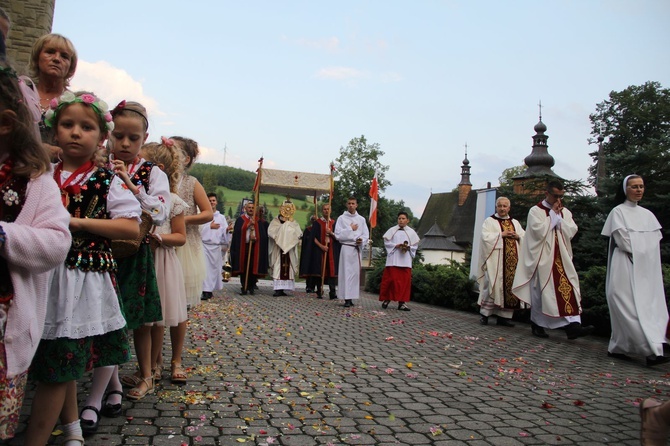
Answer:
[{"left": 257, "top": 168, "right": 332, "bottom": 197}]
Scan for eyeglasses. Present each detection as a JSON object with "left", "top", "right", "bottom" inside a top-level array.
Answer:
[{"left": 549, "top": 192, "right": 565, "bottom": 199}]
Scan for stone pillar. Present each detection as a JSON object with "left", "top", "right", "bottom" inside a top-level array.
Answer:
[{"left": 4, "top": 0, "right": 56, "bottom": 76}]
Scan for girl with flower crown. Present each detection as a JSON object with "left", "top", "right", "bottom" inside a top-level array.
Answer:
[
  {"left": 140, "top": 139, "right": 190, "bottom": 384},
  {"left": 78, "top": 101, "right": 170, "bottom": 434},
  {"left": 23, "top": 91, "right": 141, "bottom": 446},
  {"left": 0, "top": 62, "right": 71, "bottom": 440}
]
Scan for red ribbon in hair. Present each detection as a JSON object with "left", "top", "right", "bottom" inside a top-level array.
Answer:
[{"left": 111, "top": 100, "right": 126, "bottom": 117}]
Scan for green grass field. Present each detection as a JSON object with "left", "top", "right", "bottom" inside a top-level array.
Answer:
[{"left": 214, "top": 186, "right": 318, "bottom": 228}]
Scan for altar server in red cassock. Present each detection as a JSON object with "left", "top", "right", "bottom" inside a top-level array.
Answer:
[{"left": 379, "top": 211, "right": 419, "bottom": 311}]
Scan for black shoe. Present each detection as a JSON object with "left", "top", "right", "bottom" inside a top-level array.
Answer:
[
  {"left": 565, "top": 322, "right": 594, "bottom": 340},
  {"left": 201, "top": 292, "right": 212, "bottom": 301},
  {"left": 607, "top": 351, "right": 633, "bottom": 361},
  {"left": 249, "top": 287, "right": 255, "bottom": 295},
  {"left": 100, "top": 390, "right": 123, "bottom": 418},
  {"left": 239, "top": 289, "right": 248, "bottom": 295},
  {"left": 343, "top": 300, "right": 353, "bottom": 308},
  {"left": 80, "top": 405, "right": 100, "bottom": 436},
  {"left": 306, "top": 288, "right": 314, "bottom": 293},
  {"left": 382, "top": 300, "right": 390, "bottom": 309},
  {"left": 496, "top": 317, "right": 515, "bottom": 327},
  {"left": 273, "top": 290, "right": 282, "bottom": 297},
  {"left": 398, "top": 304, "right": 410, "bottom": 311},
  {"left": 329, "top": 295, "right": 338, "bottom": 300},
  {"left": 479, "top": 315, "right": 489, "bottom": 325},
  {"left": 531, "top": 322, "right": 549, "bottom": 338},
  {"left": 316, "top": 293, "right": 323, "bottom": 299},
  {"left": 646, "top": 355, "right": 670, "bottom": 367}
]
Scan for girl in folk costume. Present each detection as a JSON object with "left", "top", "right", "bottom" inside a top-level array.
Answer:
[
  {"left": 24, "top": 91, "right": 141, "bottom": 446},
  {"left": 140, "top": 139, "right": 190, "bottom": 384},
  {"left": 79, "top": 102, "right": 170, "bottom": 433},
  {"left": 170, "top": 136, "right": 213, "bottom": 307},
  {"left": 0, "top": 63, "right": 71, "bottom": 440}
]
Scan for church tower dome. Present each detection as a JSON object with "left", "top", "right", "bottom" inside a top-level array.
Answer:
[{"left": 512, "top": 102, "right": 561, "bottom": 194}]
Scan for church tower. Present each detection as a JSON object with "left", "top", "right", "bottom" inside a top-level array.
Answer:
[
  {"left": 512, "top": 103, "right": 560, "bottom": 194},
  {"left": 457, "top": 146, "right": 472, "bottom": 206}
]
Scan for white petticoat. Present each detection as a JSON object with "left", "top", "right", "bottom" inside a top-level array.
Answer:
[{"left": 42, "top": 265, "right": 127, "bottom": 340}]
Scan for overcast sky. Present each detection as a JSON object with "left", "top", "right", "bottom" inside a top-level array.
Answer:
[{"left": 51, "top": 0, "right": 670, "bottom": 214}]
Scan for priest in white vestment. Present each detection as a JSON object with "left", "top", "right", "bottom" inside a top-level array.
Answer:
[
  {"left": 200, "top": 194, "right": 231, "bottom": 300},
  {"left": 512, "top": 180, "right": 594, "bottom": 339},
  {"left": 477, "top": 197, "right": 526, "bottom": 327},
  {"left": 602, "top": 175, "right": 669, "bottom": 366},
  {"left": 268, "top": 201, "right": 302, "bottom": 296},
  {"left": 334, "top": 197, "right": 369, "bottom": 308},
  {"left": 378, "top": 211, "right": 419, "bottom": 311}
]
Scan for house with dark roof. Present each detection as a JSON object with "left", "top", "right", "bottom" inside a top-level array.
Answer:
[{"left": 417, "top": 153, "right": 477, "bottom": 265}]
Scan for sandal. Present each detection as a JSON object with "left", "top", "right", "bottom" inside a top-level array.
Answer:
[
  {"left": 120, "top": 369, "right": 142, "bottom": 388},
  {"left": 381, "top": 300, "right": 390, "bottom": 309},
  {"left": 126, "top": 376, "right": 154, "bottom": 401},
  {"left": 100, "top": 390, "right": 123, "bottom": 418},
  {"left": 153, "top": 363, "right": 163, "bottom": 382},
  {"left": 171, "top": 362, "right": 187, "bottom": 385}
]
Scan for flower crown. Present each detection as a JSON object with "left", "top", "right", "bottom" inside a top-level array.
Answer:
[{"left": 44, "top": 91, "right": 114, "bottom": 132}]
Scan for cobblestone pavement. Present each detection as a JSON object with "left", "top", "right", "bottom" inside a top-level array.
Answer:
[{"left": 7, "top": 280, "right": 670, "bottom": 445}]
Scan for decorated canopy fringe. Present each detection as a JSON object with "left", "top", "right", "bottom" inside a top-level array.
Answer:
[{"left": 256, "top": 168, "right": 332, "bottom": 196}]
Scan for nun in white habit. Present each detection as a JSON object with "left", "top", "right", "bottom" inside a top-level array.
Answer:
[{"left": 602, "top": 174, "right": 669, "bottom": 366}]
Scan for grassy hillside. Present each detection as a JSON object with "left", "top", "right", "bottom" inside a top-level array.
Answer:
[{"left": 214, "top": 186, "right": 318, "bottom": 228}]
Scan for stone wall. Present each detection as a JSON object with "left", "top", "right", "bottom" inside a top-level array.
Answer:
[{"left": 3, "top": 0, "right": 55, "bottom": 76}]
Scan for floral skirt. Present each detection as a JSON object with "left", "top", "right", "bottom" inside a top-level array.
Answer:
[
  {"left": 30, "top": 328, "right": 131, "bottom": 383},
  {"left": 117, "top": 243, "right": 162, "bottom": 329},
  {"left": 0, "top": 300, "right": 28, "bottom": 440}
]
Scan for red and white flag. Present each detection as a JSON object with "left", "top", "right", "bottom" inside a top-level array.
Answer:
[{"left": 369, "top": 172, "right": 378, "bottom": 228}]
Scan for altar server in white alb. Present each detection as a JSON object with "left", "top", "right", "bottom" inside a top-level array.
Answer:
[
  {"left": 334, "top": 197, "right": 369, "bottom": 308},
  {"left": 512, "top": 180, "right": 593, "bottom": 340},
  {"left": 200, "top": 193, "right": 230, "bottom": 300},
  {"left": 602, "top": 175, "right": 669, "bottom": 366},
  {"left": 476, "top": 197, "right": 525, "bottom": 327},
  {"left": 267, "top": 201, "right": 302, "bottom": 296},
  {"left": 378, "top": 211, "right": 419, "bottom": 311}
]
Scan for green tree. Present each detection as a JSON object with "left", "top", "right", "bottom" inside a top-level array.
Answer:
[
  {"left": 498, "top": 165, "right": 527, "bottom": 187},
  {"left": 332, "top": 135, "right": 398, "bottom": 245},
  {"left": 332, "top": 135, "right": 390, "bottom": 216},
  {"left": 588, "top": 81, "right": 670, "bottom": 261},
  {"left": 203, "top": 170, "right": 217, "bottom": 195}
]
